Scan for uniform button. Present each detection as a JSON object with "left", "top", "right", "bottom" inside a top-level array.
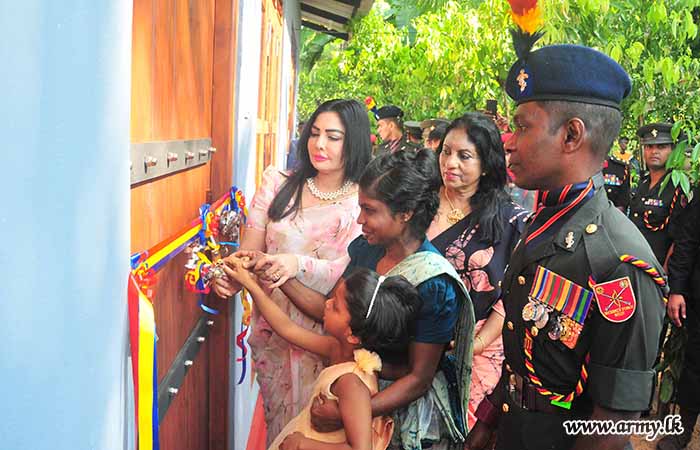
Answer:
[
  {"left": 647, "top": 210, "right": 652, "bottom": 214},
  {"left": 505, "top": 363, "right": 512, "bottom": 373},
  {"left": 517, "top": 276, "right": 526, "bottom": 285},
  {"left": 642, "top": 197, "right": 646, "bottom": 201},
  {"left": 507, "top": 321, "right": 514, "bottom": 331},
  {"left": 633, "top": 213, "right": 639, "bottom": 218},
  {"left": 531, "top": 326, "right": 539, "bottom": 336},
  {"left": 607, "top": 188, "right": 611, "bottom": 193},
  {"left": 585, "top": 224, "right": 598, "bottom": 234},
  {"left": 502, "top": 403, "right": 509, "bottom": 413},
  {"left": 498, "top": 280, "right": 502, "bottom": 288}
]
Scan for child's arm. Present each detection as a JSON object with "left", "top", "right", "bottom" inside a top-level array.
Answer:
[
  {"left": 283, "top": 373, "right": 373, "bottom": 450},
  {"left": 222, "top": 262, "right": 334, "bottom": 359}
]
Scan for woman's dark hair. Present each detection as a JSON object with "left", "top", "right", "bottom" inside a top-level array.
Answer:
[
  {"left": 359, "top": 149, "right": 440, "bottom": 240},
  {"left": 438, "top": 112, "right": 510, "bottom": 243},
  {"left": 268, "top": 99, "right": 372, "bottom": 221},
  {"left": 344, "top": 268, "right": 422, "bottom": 357}
]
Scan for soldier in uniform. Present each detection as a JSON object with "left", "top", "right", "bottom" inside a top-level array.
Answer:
[
  {"left": 465, "top": 34, "right": 667, "bottom": 450},
  {"left": 629, "top": 123, "right": 689, "bottom": 265},
  {"left": 373, "top": 105, "right": 420, "bottom": 156},
  {"left": 420, "top": 118, "right": 450, "bottom": 145},
  {"left": 404, "top": 120, "right": 424, "bottom": 146},
  {"left": 602, "top": 150, "right": 630, "bottom": 211},
  {"left": 658, "top": 186, "right": 700, "bottom": 450}
]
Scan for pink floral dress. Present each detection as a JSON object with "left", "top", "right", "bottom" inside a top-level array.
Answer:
[
  {"left": 431, "top": 202, "right": 528, "bottom": 429},
  {"left": 246, "top": 166, "right": 361, "bottom": 444}
]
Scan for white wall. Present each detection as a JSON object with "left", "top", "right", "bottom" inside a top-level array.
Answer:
[
  {"left": 232, "top": 1, "right": 263, "bottom": 449},
  {"left": 0, "top": 2, "right": 134, "bottom": 450}
]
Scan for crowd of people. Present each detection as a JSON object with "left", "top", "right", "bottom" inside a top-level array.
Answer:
[{"left": 211, "top": 30, "right": 698, "bottom": 450}]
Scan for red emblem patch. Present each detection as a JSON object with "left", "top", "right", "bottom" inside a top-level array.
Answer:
[{"left": 593, "top": 277, "right": 636, "bottom": 322}]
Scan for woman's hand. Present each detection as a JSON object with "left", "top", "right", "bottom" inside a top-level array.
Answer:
[
  {"left": 251, "top": 253, "right": 300, "bottom": 289},
  {"left": 280, "top": 432, "right": 306, "bottom": 450}
]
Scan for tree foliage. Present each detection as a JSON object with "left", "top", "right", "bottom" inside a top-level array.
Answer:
[{"left": 298, "top": 0, "right": 700, "bottom": 189}]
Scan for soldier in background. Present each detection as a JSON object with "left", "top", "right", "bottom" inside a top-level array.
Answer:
[
  {"left": 629, "top": 123, "right": 688, "bottom": 266},
  {"left": 373, "top": 105, "right": 420, "bottom": 156},
  {"left": 404, "top": 120, "right": 424, "bottom": 146}
]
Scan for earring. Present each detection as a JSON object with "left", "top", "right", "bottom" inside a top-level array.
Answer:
[{"left": 482, "top": 172, "right": 487, "bottom": 176}]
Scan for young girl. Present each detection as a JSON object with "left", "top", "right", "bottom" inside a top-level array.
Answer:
[{"left": 223, "top": 260, "right": 421, "bottom": 450}]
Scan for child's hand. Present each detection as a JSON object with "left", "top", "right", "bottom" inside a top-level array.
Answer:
[
  {"left": 221, "top": 258, "right": 256, "bottom": 288},
  {"left": 280, "top": 432, "right": 305, "bottom": 450}
]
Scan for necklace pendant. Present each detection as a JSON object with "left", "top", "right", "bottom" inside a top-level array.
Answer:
[{"left": 447, "top": 208, "right": 464, "bottom": 224}]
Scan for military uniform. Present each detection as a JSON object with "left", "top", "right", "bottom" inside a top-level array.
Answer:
[
  {"left": 629, "top": 173, "right": 687, "bottom": 264},
  {"left": 374, "top": 134, "right": 420, "bottom": 156},
  {"left": 657, "top": 186, "right": 700, "bottom": 450},
  {"left": 470, "top": 31, "right": 667, "bottom": 450},
  {"left": 602, "top": 154, "right": 630, "bottom": 210},
  {"left": 373, "top": 105, "right": 421, "bottom": 157},
  {"left": 629, "top": 123, "right": 689, "bottom": 265}
]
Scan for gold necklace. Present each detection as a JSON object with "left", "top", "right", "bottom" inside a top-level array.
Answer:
[{"left": 444, "top": 188, "right": 466, "bottom": 224}]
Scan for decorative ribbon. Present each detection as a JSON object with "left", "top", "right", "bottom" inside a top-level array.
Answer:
[
  {"left": 236, "top": 289, "right": 253, "bottom": 384},
  {"left": 128, "top": 186, "right": 248, "bottom": 449}
]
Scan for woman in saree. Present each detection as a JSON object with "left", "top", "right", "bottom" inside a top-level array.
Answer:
[
  {"left": 212, "top": 98, "right": 371, "bottom": 444},
  {"left": 243, "top": 149, "right": 475, "bottom": 450},
  {"left": 426, "top": 113, "right": 527, "bottom": 429}
]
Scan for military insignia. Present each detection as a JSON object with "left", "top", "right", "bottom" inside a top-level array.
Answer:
[
  {"left": 593, "top": 276, "right": 637, "bottom": 323},
  {"left": 651, "top": 128, "right": 658, "bottom": 137},
  {"left": 604, "top": 174, "right": 622, "bottom": 186},
  {"left": 565, "top": 231, "right": 575, "bottom": 249},
  {"left": 517, "top": 68, "right": 529, "bottom": 92},
  {"left": 558, "top": 316, "right": 583, "bottom": 349}
]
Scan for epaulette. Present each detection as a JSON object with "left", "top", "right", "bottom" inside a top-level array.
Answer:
[{"left": 609, "top": 151, "right": 630, "bottom": 165}]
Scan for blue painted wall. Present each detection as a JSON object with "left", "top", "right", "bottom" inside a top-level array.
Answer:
[{"left": 0, "top": 2, "right": 134, "bottom": 449}]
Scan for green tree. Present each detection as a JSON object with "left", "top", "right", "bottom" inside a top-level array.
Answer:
[{"left": 299, "top": 0, "right": 700, "bottom": 189}]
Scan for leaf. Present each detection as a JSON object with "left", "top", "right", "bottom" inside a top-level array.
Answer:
[
  {"left": 659, "top": 372, "right": 674, "bottom": 403},
  {"left": 671, "top": 169, "right": 681, "bottom": 188},
  {"left": 692, "top": 143, "right": 700, "bottom": 162},
  {"left": 680, "top": 172, "right": 691, "bottom": 198},
  {"left": 659, "top": 172, "right": 671, "bottom": 195},
  {"left": 671, "top": 122, "right": 683, "bottom": 140}
]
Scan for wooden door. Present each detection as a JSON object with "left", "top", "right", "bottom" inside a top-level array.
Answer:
[
  {"left": 256, "top": 0, "right": 284, "bottom": 185},
  {"left": 130, "top": 0, "right": 238, "bottom": 449}
]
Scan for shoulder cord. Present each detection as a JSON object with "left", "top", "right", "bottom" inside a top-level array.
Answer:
[{"left": 643, "top": 187, "right": 680, "bottom": 231}]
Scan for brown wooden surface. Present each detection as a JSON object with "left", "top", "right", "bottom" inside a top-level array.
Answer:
[
  {"left": 131, "top": 0, "right": 220, "bottom": 449},
  {"left": 209, "top": 0, "right": 239, "bottom": 449}
]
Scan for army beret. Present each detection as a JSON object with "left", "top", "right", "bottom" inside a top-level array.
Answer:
[
  {"left": 376, "top": 105, "right": 404, "bottom": 120},
  {"left": 637, "top": 122, "right": 679, "bottom": 145},
  {"left": 506, "top": 44, "right": 632, "bottom": 110}
]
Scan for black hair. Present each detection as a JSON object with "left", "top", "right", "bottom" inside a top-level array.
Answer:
[
  {"left": 407, "top": 127, "right": 422, "bottom": 141},
  {"left": 539, "top": 101, "right": 622, "bottom": 160},
  {"left": 437, "top": 112, "right": 511, "bottom": 243},
  {"left": 344, "top": 268, "right": 422, "bottom": 358},
  {"left": 359, "top": 149, "right": 440, "bottom": 240},
  {"left": 428, "top": 124, "right": 447, "bottom": 142},
  {"left": 268, "top": 99, "right": 372, "bottom": 221}
]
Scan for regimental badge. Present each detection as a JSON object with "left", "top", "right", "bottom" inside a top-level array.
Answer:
[
  {"left": 565, "top": 232, "right": 575, "bottom": 249},
  {"left": 517, "top": 69, "right": 529, "bottom": 92},
  {"left": 593, "top": 276, "right": 637, "bottom": 323},
  {"left": 651, "top": 129, "right": 658, "bottom": 137}
]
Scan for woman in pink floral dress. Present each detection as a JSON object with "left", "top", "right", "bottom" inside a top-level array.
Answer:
[
  {"left": 427, "top": 113, "right": 528, "bottom": 429},
  {"left": 213, "top": 99, "right": 372, "bottom": 444}
]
